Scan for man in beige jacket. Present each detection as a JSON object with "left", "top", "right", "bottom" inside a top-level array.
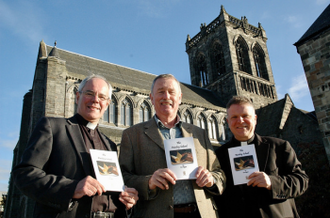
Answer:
[{"left": 119, "top": 74, "right": 226, "bottom": 218}]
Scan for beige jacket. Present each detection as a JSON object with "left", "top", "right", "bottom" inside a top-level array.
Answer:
[{"left": 119, "top": 118, "right": 226, "bottom": 218}]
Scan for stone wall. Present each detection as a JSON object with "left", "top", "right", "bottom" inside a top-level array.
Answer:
[{"left": 296, "top": 28, "right": 330, "bottom": 163}]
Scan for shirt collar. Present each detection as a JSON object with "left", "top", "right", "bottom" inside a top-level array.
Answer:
[
  {"left": 154, "top": 115, "right": 182, "bottom": 129},
  {"left": 232, "top": 134, "right": 255, "bottom": 146},
  {"left": 75, "top": 113, "right": 98, "bottom": 130}
]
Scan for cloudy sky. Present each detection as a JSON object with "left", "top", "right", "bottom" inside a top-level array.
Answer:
[{"left": 0, "top": 0, "right": 329, "bottom": 193}]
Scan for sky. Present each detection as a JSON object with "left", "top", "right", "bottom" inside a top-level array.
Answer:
[{"left": 0, "top": 0, "right": 329, "bottom": 193}]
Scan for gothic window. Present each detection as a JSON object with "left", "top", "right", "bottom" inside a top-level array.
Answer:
[
  {"left": 109, "top": 97, "right": 117, "bottom": 124},
  {"left": 253, "top": 81, "right": 258, "bottom": 94},
  {"left": 121, "top": 98, "right": 132, "bottom": 126},
  {"left": 235, "top": 36, "right": 251, "bottom": 74},
  {"left": 253, "top": 44, "right": 269, "bottom": 80},
  {"left": 103, "top": 97, "right": 117, "bottom": 124},
  {"left": 74, "top": 88, "right": 78, "bottom": 114},
  {"left": 212, "top": 43, "right": 226, "bottom": 77},
  {"left": 208, "top": 116, "right": 218, "bottom": 139},
  {"left": 182, "top": 110, "right": 193, "bottom": 124},
  {"left": 196, "top": 54, "right": 209, "bottom": 87},
  {"left": 197, "top": 114, "right": 206, "bottom": 129},
  {"left": 220, "top": 119, "right": 227, "bottom": 141},
  {"left": 139, "top": 101, "right": 151, "bottom": 123},
  {"left": 103, "top": 107, "right": 109, "bottom": 122}
]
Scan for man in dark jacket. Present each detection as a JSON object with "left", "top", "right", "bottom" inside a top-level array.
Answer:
[
  {"left": 214, "top": 96, "right": 308, "bottom": 218},
  {"left": 13, "top": 75, "right": 138, "bottom": 218}
]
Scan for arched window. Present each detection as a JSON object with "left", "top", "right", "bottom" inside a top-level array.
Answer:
[
  {"left": 212, "top": 43, "right": 226, "bottom": 77},
  {"left": 235, "top": 36, "right": 251, "bottom": 74},
  {"left": 103, "top": 97, "right": 117, "bottom": 124},
  {"left": 182, "top": 110, "right": 193, "bottom": 124},
  {"left": 139, "top": 101, "right": 151, "bottom": 123},
  {"left": 220, "top": 119, "right": 227, "bottom": 141},
  {"left": 197, "top": 114, "right": 206, "bottom": 129},
  {"left": 74, "top": 87, "right": 78, "bottom": 114},
  {"left": 103, "top": 107, "right": 109, "bottom": 122},
  {"left": 253, "top": 44, "right": 269, "bottom": 80},
  {"left": 121, "top": 98, "right": 132, "bottom": 126},
  {"left": 109, "top": 97, "right": 117, "bottom": 124},
  {"left": 208, "top": 116, "right": 218, "bottom": 139},
  {"left": 196, "top": 54, "right": 209, "bottom": 87}
]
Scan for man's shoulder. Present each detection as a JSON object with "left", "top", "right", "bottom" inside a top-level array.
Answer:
[
  {"left": 36, "top": 116, "right": 70, "bottom": 126},
  {"left": 256, "top": 134, "right": 287, "bottom": 145}
]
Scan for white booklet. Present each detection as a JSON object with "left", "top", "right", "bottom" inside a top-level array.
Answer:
[
  {"left": 164, "top": 137, "right": 198, "bottom": 180},
  {"left": 228, "top": 143, "right": 259, "bottom": 185},
  {"left": 90, "top": 149, "right": 125, "bottom": 192}
]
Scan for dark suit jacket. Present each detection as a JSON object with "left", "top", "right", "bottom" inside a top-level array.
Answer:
[
  {"left": 214, "top": 134, "right": 308, "bottom": 218},
  {"left": 119, "top": 118, "right": 226, "bottom": 218},
  {"left": 12, "top": 115, "right": 125, "bottom": 218}
]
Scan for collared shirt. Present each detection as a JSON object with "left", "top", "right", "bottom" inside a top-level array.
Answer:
[
  {"left": 154, "top": 115, "right": 196, "bottom": 205},
  {"left": 232, "top": 134, "right": 256, "bottom": 147}
]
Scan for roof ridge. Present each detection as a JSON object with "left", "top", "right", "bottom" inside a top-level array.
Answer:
[{"left": 45, "top": 43, "right": 158, "bottom": 78}]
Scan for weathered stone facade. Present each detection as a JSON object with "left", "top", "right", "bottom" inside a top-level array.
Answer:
[
  {"left": 4, "top": 5, "right": 325, "bottom": 218},
  {"left": 294, "top": 4, "right": 330, "bottom": 163},
  {"left": 186, "top": 6, "right": 277, "bottom": 109}
]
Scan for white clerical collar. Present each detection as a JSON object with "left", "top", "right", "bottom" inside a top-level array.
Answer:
[
  {"left": 241, "top": 141, "right": 248, "bottom": 146},
  {"left": 86, "top": 122, "right": 97, "bottom": 130}
]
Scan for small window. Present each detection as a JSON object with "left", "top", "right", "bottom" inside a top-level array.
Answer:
[{"left": 121, "top": 98, "right": 132, "bottom": 126}]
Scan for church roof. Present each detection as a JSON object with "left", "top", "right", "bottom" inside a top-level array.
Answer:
[
  {"left": 294, "top": 4, "right": 330, "bottom": 46},
  {"left": 44, "top": 44, "right": 226, "bottom": 110},
  {"left": 255, "top": 97, "right": 287, "bottom": 136},
  {"left": 255, "top": 94, "right": 317, "bottom": 137}
]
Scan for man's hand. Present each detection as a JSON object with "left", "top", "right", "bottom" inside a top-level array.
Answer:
[
  {"left": 73, "top": 176, "right": 106, "bottom": 199},
  {"left": 247, "top": 172, "right": 272, "bottom": 190},
  {"left": 148, "top": 168, "right": 177, "bottom": 190},
  {"left": 119, "top": 187, "right": 139, "bottom": 210},
  {"left": 195, "top": 166, "right": 214, "bottom": 188}
]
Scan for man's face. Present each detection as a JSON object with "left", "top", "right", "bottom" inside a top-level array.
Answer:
[
  {"left": 76, "top": 78, "right": 110, "bottom": 124},
  {"left": 150, "top": 77, "right": 182, "bottom": 120},
  {"left": 227, "top": 103, "right": 257, "bottom": 141}
]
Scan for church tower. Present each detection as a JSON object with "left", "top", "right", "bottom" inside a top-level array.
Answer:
[{"left": 186, "top": 5, "right": 277, "bottom": 108}]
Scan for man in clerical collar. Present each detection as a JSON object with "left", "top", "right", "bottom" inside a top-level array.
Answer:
[
  {"left": 214, "top": 96, "right": 309, "bottom": 218},
  {"left": 119, "top": 74, "right": 226, "bottom": 218},
  {"left": 13, "top": 75, "right": 138, "bottom": 218}
]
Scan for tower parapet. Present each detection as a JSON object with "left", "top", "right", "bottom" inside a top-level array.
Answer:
[
  {"left": 186, "top": 5, "right": 277, "bottom": 108},
  {"left": 186, "top": 5, "right": 267, "bottom": 52}
]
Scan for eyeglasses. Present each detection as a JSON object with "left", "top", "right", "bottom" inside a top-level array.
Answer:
[{"left": 79, "top": 90, "right": 109, "bottom": 102}]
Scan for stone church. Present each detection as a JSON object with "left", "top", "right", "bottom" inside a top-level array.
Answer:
[
  {"left": 4, "top": 5, "right": 324, "bottom": 218},
  {"left": 294, "top": 3, "right": 330, "bottom": 164}
]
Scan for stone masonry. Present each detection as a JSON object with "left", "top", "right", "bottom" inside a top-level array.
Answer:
[{"left": 294, "top": 4, "right": 330, "bottom": 163}]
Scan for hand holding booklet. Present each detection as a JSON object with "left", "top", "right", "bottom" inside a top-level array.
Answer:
[
  {"left": 228, "top": 143, "right": 259, "bottom": 185},
  {"left": 90, "top": 149, "right": 125, "bottom": 192},
  {"left": 164, "top": 137, "right": 198, "bottom": 180}
]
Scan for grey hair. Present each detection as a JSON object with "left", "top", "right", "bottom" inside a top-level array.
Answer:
[
  {"left": 150, "top": 74, "right": 181, "bottom": 95},
  {"left": 78, "top": 74, "right": 112, "bottom": 98}
]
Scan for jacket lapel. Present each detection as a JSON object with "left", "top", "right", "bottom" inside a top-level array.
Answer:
[
  {"left": 66, "top": 116, "right": 93, "bottom": 176},
  {"left": 99, "top": 133, "right": 112, "bottom": 151},
  {"left": 182, "top": 123, "right": 193, "bottom": 138},
  {"left": 143, "top": 119, "right": 166, "bottom": 150},
  {"left": 255, "top": 134, "right": 270, "bottom": 172}
]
